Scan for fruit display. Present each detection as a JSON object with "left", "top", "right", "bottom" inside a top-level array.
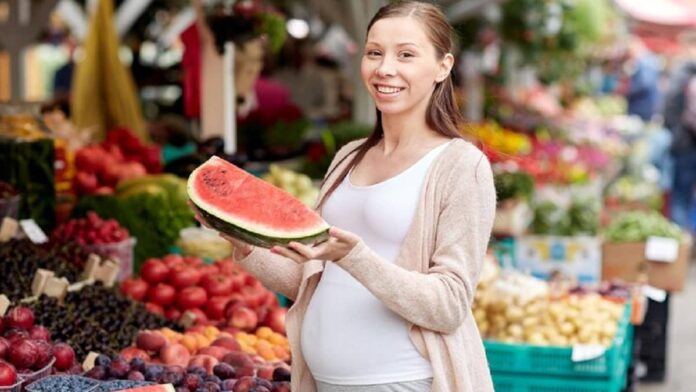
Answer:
[
  {"left": 473, "top": 270, "right": 625, "bottom": 346},
  {"left": 74, "top": 128, "right": 162, "bottom": 196},
  {"left": 188, "top": 156, "right": 329, "bottom": 248},
  {"left": 0, "top": 306, "right": 82, "bottom": 388},
  {"left": 0, "top": 181, "right": 18, "bottom": 200},
  {"left": 0, "top": 240, "right": 86, "bottom": 301},
  {"left": 85, "top": 350, "right": 291, "bottom": 392},
  {"left": 51, "top": 212, "right": 130, "bottom": 246},
  {"left": 261, "top": 165, "right": 319, "bottom": 207},
  {"left": 119, "top": 255, "right": 286, "bottom": 335},
  {"left": 26, "top": 284, "right": 181, "bottom": 361},
  {"left": 134, "top": 325, "right": 291, "bottom": 366},
  {"left": 604, "top": 211, "right": 683, "bottom": 243},
  {"left": 73, "top": 180, "right": 195, "bottom": 268}
]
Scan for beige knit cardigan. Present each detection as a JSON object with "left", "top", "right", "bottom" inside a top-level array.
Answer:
[{"left": 237, "top": 138, "right": 496, "bottom": 391}]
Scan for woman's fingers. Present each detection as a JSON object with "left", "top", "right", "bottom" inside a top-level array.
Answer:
[
  {"left": 271, "top": 245, "right": 306, "bottom": 263},
  {"left": 287, "top": 242, "right": 316, "bottom": 259}
]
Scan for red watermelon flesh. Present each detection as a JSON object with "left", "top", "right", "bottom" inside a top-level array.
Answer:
[{"left": 188, "top": 156, "right": 329, "bottom": 247}]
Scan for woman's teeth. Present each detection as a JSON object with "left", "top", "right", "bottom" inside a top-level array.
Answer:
[{"left": 376, "top": 85, "right": 403, "bottom": 94}]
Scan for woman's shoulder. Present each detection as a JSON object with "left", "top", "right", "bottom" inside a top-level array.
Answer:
[{"left": 439, "top": 138, "right": 491, "bottom": 172}]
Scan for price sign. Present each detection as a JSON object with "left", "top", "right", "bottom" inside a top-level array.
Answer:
[
  {"left": 642, "top": 285, "right": 667, "bottom": 303},
  {"left": 0, "top": 294, "right": 10, "bottom": 316},
  {"left": 645, "top": 236, "right": 679, "bottom": 263},
  {"left": 19, "top": 219, "right": 48, "bottom": 244},
  {"left": 571, "top": 344, "right": 606, "bottom": 362}
]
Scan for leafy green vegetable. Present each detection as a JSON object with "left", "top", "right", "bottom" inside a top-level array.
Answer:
[
  {"left": 604, "top": 211, "right": 682, "bottom": 243},
  {"left": 73, "top": 192, "right": 195, "bottom": 271},
  {"left": 495, "top": 171, "right": 534, "bottom": 202}
]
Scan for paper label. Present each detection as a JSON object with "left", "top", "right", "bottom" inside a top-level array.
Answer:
[
  {"left": 83, "top": 352, "right": 100, "bottom": 371},
  {"left": 572, "top": 344, "right": 606, "bottom": 362},
  {"left": 0, "top": 295, "right": 10, "bottom": 316},
  {"left": 645, "top": 236, "right": 679, "bottom": 263},
  {"left": 19, "top": 219, "right": 48, "bottom": 244},
  {"left": 642, "top": 285, "right": 667, "bottom": 303}
]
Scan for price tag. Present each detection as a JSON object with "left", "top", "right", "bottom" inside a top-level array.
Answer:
[
  {"left": 571, "top": 344, "right": 606, "bottom": 362},
  {"left": 0, "top": 217, "right": 19, "bottom": 242},
  {"left": 83, "top": 352, "right": 100, "bottom": 372},
  {"left": 19, "top": 219, "right": 48, "bottom": 244},
  {"left": 645, "top": 236, "right": 679, "bottom": 263},
  {"left": 0, "top": 295, "right": 10, "bottom": 316},
  {"left": 642, "top": 285, "right": 667, "bottom": 303}
]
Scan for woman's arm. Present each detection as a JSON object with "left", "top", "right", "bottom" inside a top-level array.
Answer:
[
  {"left": 334, "top": 154, "right": 496, "bottom": 334},
  {"left": 235, "top": 247, "right": 303, "bottom": 301}
]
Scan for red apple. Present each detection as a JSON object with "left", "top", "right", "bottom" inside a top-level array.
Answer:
[
  {"left": 140, "top": 258, "right": 170, "bottom": 284},
  {"left": 0, "top": 361, "right": 17, "bottom": 386},
  {"left": 0, "top": 339, "right": 8, "bottom": 360},
  {"left": 211, "top": 337, "right": 241, "bottom": 352},
  {"left": 6, "top": 307, "right": 34, "bottom": 330},
  {"left": 256, "top": 365, "right": 274, "bottom": 380},
  {"left": 147, "top": 283, "right": 176, "bottom": 307},
  {"left": 206, "top": 296, "right": 232, "bottom": 321},
  {"left": 196, "top": 346, "right": 229, "bottom": 361},
  {"left": 120, "top": 346, "right": 151, "bottom": 362},
  {"left": 52, "top": 343, "right": 75, "bottom": 371},
  {"left": 120, "top": 278, "right": 149, "bottom": 301},
  {"left": 29, "top": 326, "right": 51, "bottom": 342},
  {"left": 9, "top": 339, "right": 38, "bottom": 370}
]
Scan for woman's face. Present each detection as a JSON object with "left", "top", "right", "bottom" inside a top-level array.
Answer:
[{"left": 360, "top": 16, "right": 452, "bottom": 117}]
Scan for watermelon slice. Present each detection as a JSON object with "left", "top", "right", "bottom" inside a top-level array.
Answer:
[
  {"left": 188, "top": 156, "right": 329, "bottom": 248},
  {"left": 117, "top": 384, "right": 175, "bottom": 392}
]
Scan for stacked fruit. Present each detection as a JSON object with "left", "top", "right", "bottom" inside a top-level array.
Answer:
[
  {"left": 74, "top": 127, "right": 161, "bottom": 195},
  {"left": 85, "top": 352, "right": 291, "bottom": 391},
  {"left": 262, "top": 165, "right": 319, "bottom": 207},
  {"left": 0, "top": 306, "right": 80, "bottom": 387},
  {"left": 51, "top": 212, "right": 130, "bottom": 246},
  {"left": 27, "top": 284, "right": 181, "bottom": 360},
  {"left": 0, "top": 240, "right": 85, "bottom": 301},
  {"left": 119, "top": 255, "right": 287, "bottom": 335}
]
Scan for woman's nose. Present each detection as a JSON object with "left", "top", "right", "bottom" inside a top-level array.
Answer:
[{"left": 376, "top": 56, "right": 397, "bottom": 77}]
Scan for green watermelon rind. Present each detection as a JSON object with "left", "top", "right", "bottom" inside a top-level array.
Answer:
[{"left": 193, "top": 205, "right": 329, "bottom": 248}]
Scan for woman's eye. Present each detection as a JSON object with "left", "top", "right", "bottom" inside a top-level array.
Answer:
[
  {"left": 366, "top": 50, "right": 381, "bottom": 57},
  {"left": 399, "top": 52, "right": 414, "bottom": 58}
]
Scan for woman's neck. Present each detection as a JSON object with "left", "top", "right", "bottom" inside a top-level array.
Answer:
[{"left": 380, "top": 111, "right": 432, "bottom": 156}]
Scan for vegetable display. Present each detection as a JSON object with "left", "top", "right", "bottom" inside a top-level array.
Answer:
[{"left": 604, "top": 211, "right": 683, "bottom": 243}]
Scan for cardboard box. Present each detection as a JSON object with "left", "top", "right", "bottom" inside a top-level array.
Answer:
[
  {"left": 514, "top": 235, "right": 602, "bottom": 283},
  {"left": 602, "top": 237, "right": 692, "bottom": 292}
]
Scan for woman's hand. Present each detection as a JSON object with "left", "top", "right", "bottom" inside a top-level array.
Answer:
[
  {"left": 190, "top": 202, "right": 254, "bottom": 259},
  {"left": 271, "top": 227, "right": 360, "bottom": 263}
]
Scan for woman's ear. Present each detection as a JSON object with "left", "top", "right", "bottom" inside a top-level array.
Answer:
[{"left": 436, "top": 53, "right": 455, "bottom": 83}]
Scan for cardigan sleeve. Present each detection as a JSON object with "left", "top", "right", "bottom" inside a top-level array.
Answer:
[
  {"left": 235, "top": 248, "right": 303, "bottom": 301},
  {"left": 334, "top": 153, "right": 496, "bottom": 334}
]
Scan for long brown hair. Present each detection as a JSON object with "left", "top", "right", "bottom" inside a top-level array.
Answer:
[{"left": 317, "top": 1, "right": 465, "bottom": 209}]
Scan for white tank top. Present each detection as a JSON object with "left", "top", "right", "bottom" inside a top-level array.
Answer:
[{"left": 300, "top": 141, "right": 451, "bottom": 385}]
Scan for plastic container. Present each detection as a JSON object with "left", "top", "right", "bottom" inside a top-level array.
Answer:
[
  {"left": 25, "top": 375, "right": 100, "bottom": 392},
  {"left": 0, "top": 195, "right": 21, "bottom": 219},
  {"left": 0, "top": 380, "right": 22, "bottom": 392},
  {"left": 84, "top": 237, "right": 137, "bottom": 281},
  {"left": 18, "top": 358, "right": 55, "bottom": 387}
]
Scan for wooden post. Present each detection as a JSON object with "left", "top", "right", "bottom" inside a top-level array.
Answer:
[{"left": 223, "top": 41, "right": 236, "bottom": 155}]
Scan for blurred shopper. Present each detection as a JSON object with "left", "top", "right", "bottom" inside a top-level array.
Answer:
[
  {"left": 664, "top": 44, "right": 696, "bottom": 231},
  {"left": 196, "top": 2, "right": 496, "bottom": 391},
  {"left": 617, "top": 38, "right": 662, "bottom": 122}
]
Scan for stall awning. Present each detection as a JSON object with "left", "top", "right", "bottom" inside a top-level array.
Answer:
[{"left": 614, "top": 0, "right": 696, "bottom": 27}]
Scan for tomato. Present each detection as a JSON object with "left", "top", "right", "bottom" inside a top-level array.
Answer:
[
  {"left": 228, "top": 269, "right": 246, "bottom": 292},
  {"left": 176, "top": 287, "right": 208, "bottom": 310},
  {"left": 145, "top": 302, "right": 164, "bottom": 316},
  {"left": 197, "top": 264, "right": 219, "bottom": 276},
  {"left": 183, "top": 256, "right": 204, "bottom": 266},
  {"left": 161, "top": 254, "right": 184, "bottom": 269},
  {"left": 200, "top": 274, "right": 234, "bottom": 297},
  {"left": 147, "top": 283, "right": 176, "bottom": 306},
  {"left": 185, "top": 308, "right": 209, "bottom": 326},
  {"left": 206, "top": 296, "right": 232, "bottom": 320},
  {"left": 214, "top": 259, "right": 239, "bottom": 275},
  {"left": 119, "top": 278, "right": 149, "bottom": 301},
  {"left": 141, "top": 259, "right": 170, "bottom": 284},
  {"left": 241, "top": 286, "right": 264, "bottom": 308},
  {"left": 168, "top": 265, "right": 203, "bottom": 288}
]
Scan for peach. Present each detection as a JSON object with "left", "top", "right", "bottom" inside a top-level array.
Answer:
[
  {"left": 256, "top": 365, "right": 274, "bottom": 380},
  {"left": 222, "top": 351, "right": 254, "bottom": 368},
  {"left": 188, "top": 354, "right": 218, "bottom": 374},
  {"left": 180, "top": 334, "right": 198, "bottom": 353},
  {"left": 196, "top": 345, "right": 230, "bottom": 361},
  {"left": 135, "top": 330, "right": 167, "bottom": 352},
  {"left": 232, "top": 376, "right": 257, "bottom": 391},
  {"left": 211, "top": 336, "right": 241, "bottom": 352},
  {"left": 160, "top": 343, "right": 190, "bottom": 367},
  {"left": 228, "top": 306, "right": 258, "bottom": 331}
]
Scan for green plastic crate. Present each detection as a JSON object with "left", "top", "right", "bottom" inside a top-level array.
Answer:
[{"left": 484, "top": 303, "right": 632, "bottom": 378}]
